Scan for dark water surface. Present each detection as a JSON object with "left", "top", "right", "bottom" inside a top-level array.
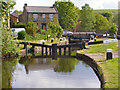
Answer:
[{"left": 2, "top": 56, "right": 100, "bottom": 88}]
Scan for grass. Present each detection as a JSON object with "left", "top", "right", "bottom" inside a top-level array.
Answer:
[
  {"left": 99, "top": 58, "right": 118, "bottom": 88},
  {"left": 24, "top": 33, "right": 47, "bottom": 41},
  {"left": 81, "top": 42, "right": 118, "bottom": 54}
]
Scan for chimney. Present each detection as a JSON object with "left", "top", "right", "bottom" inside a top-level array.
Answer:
[
  {"left": 24, "top": 3, "right": 27, "bottom": 7},
  {"left": 53, "top": 4, "right": 58, "bottom": 12},
  {"left": 53, "top": 4, "right": 56, "bottom": 8}
]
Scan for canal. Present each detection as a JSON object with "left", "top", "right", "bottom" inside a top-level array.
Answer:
[{"left": 2, "top": 53, "right": 101, "bottom": 88}]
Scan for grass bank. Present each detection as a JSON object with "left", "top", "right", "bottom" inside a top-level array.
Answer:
[
  {"left": 78, "top": 41, "right": 118, "bottom": 88},
  {"left": 81, "top": 42, "right": 118, "bottom": 54},
  {"left": 99, "top": 58, "right": 118, "bottom": 88}
]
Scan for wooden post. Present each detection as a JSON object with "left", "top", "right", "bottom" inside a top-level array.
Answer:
[
  {"left": 64, "top": 47, "right": 66, "bottom": 55},
  {"left": 42, "top": 46, "right": 44, "bottom": 55},
  {"left": 49, "top": 47, "right": 52, "bottom": 55},
  {"left": 31, "top": 45, "right": 35, "bottom": 53},
  {"left": 59, "top": 48, "right": 61, "bottom": 55},
  {"left": 46, "top": 47, "right": 47, "bottom": 55},
  {"left": 25, "top": 42, "right": 27, "bottom": 56},
  {"left": 23, "top": 43, "right": 27, "bottom": 49},
  {"left": 52, "top": 44, "right": 57, "bottom": 60},
  {"left": 68, "top": 47, "right": 71, "bottom": 56}
]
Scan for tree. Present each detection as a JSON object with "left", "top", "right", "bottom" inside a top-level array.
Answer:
[
  {"left": 48, "top": 20, "right": 63, "bottom": 38},
  {"left": 2, "top": 0, "right": 16, "bottom": 30},
  {"left": 101, "top": 12, "right": 113, "bottom": 21},
  {"left": 12, "top": 10, "right": 23, "bottom": 15},
  {"left": 108, "top": 23, "right": 118, "bottom": 35},
  {"left": 55, "top": 1, "right": 79, "bottom": 31},
  {"left": 1, "top": 0, "right": 19, "bottom": 57},
  {"left": 94, "top": 14, "right": 110, "bottom": 33},
  {"left": 80, "top": 3, "right": 95, "bottom": 32}
]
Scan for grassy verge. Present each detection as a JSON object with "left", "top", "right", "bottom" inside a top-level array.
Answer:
[
  {"left": 81, "top": 42, "right": 118, "bottom": 54},
  {"left": 99, "top": 58, "right": 118, "bottom": 88}
]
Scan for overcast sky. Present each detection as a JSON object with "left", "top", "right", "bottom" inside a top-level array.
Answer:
[{"left": 13, "top": 0, "right": 119, "bottom": 11}]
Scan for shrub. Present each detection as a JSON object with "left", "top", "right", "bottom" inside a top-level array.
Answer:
[
  {"left": 25, "top": 22, "right": 38, "bottom": 37},
  {"left": 18, "top": 30, "right": 26, "bottom": 40},
  {"left": 11, "top": 22, "right": 26, "bottom": 28}
]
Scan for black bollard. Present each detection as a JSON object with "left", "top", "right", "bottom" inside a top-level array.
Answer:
[{"left": 106, "top": 49, "right": 112, "bottom": 60}]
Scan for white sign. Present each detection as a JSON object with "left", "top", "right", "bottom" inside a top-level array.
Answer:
[{"left": 103, "top": 39, "right": 118, "bottom": 43}]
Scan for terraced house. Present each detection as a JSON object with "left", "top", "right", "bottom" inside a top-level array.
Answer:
[{"left": 19, "top": 4, "right": 58, "bottom": 30}]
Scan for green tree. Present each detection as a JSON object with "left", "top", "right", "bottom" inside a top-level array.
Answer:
[
  {"left": 2, "top": 0, "right": 16, "bottom": 30},
  {"left": 80, "top": 3, "right": 95, "bottom": 32},
  {"left": 55, "top": 1, "right": 79, "bottom": 30},
  {"left": 101, "top": 12, "right": 113, "bottom": 21},
  {"left": 1, "top": 0, "right": 19, "bottom": 57},
  {"left": 108, "top": 23, "right": 118, "bottom": 35},
  {"left": 48, "top": 20, "right": 63, "bottom": 38},
  {"left": 12, "top": 10, "right": 23, "bottom": 15},
  {"left": 94, "top": 14, "right": 110, "bottom": 33}
]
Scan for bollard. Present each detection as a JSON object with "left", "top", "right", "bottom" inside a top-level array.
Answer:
[
  {"left": 60, "top": 38, "right": 62, "bottom": 41},
  {"left": 51, "top": 38, "right": 54, "bottom": 43},
  {"left": 106, "top": 49, "right": 112, "bottom": 60},
  {"left": 42, "top": 40, "right": 45, "bottom": 44}
]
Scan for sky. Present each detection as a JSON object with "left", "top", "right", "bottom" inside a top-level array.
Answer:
[{"left": 13, "top": 0, "right": 119, "bottom": 11}]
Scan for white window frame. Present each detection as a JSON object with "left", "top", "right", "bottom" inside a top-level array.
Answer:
[
  {"left": 49, "top": 14, "right": 54, "bottom": 21},
  {"left": 33, "top": 14, "right": 38, "bottom": 22}
]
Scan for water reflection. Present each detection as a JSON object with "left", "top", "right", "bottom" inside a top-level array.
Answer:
[
  {"left": 2, "top": 58, "right": 18, "bottom": 88},
  {"left": 9, "top": 56, "right": 100, "bottom": 88}
]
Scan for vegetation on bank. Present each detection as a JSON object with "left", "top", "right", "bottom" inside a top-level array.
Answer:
[
  {"left": 1, "top": 0, "right": 19, "bottom": 57},
  {"left": 81, "top": 42, "right": 118, "bottom": 54},
  {"left": 99, "top": 58, "right": 118, "bottom": 88},
  {"left": 79, "top": 41, "right": 118, "bottom": 88}
]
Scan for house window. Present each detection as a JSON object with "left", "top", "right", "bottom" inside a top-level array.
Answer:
[
  {"left": 49, "top": 14, "right": 54, "bottom": 21},
  {"left": 33, "top": 14, "right": 38, "bottom": 22},
  {"left": 42, "top": 14, "right": 45, "bottom": 21}
]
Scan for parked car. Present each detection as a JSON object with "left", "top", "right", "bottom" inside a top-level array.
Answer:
[{"left": 11, "top": 28, "right": 25, "bottom": 36}]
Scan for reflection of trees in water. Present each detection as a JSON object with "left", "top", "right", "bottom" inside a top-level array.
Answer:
[
  {"left": 54, "top": 58, "right": 79, "bottom": 73},
  {"left": 2, "top": 58, "right": 18, "bottom": 88},
  {"left": 81, "top": 61, "right": 89, "bottom": 68}
]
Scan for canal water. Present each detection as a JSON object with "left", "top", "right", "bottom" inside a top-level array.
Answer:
[{"left": 2, "top": 56, "right": 100, "bottom": 88}]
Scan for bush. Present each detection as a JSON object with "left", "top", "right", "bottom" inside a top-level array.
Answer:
[
  {"left": 25, "top": 22, "right": 38, "bottom": 37},
  {"left": 18, "top": 30, "right": 26, "bottom": 40},
  {"left": 11, "top": 23, "right": 26, "bottom": 28}
]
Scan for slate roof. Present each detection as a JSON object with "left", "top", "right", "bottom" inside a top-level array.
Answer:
[
  {"left": 10, "top": 14, "right": 20, "bottom": 17},
  {"left": 25, "top": 6, "right": 58, "bottom": 14}
]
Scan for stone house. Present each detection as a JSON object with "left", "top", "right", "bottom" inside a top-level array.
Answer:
[
  {"left": 10, "top": 14, "right": 19, "bottom": 26},
  {"left": 19, "top": 4, "right": 58, "bottom": 30}
]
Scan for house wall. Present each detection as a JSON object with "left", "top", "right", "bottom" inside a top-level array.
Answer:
[{"left": 19, "top": 6, "right": 58, "bottom": 30}]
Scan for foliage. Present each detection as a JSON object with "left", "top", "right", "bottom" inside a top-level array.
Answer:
[
  {"left": 94, "top": 14, "right": 110, "bottom": 33},
  {"left": 18, "top": 30, "right": 26, "bottom": 40},
  {"left": 80, "top": 3, "right": 95, "bottom": 32},
  {"left": 25, "top": 21, "right": 38, "bottom": 37},
  {"left": 101, "top": 12, "right": 113, "bottom": 21},
  {"left": 108, "top": 23, "right": 118, "bottom": 35},
  {"left": 55, "top": 1, "right": 79, "bottom": 30},
  {"left": 12, "top": 10, "right": 23, "bottom": 15},
  {"left": 48, "top": 21, "right": 63, "bottom": 38},
  {"left": 2, "top": 28, "right": 19, "bottom": 57},
  {"left": 11, "top": 22, "right": 26, "bottom": 28},
  {"left": 2, "top": 0, "right": 16, "bottom": 30},
  {"left": 94, "top": 9, "right": 118, "bottom": 25}
]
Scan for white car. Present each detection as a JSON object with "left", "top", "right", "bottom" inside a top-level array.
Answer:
[{"left": 11, "top": 28, "right": 25, "bottom": 36}]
